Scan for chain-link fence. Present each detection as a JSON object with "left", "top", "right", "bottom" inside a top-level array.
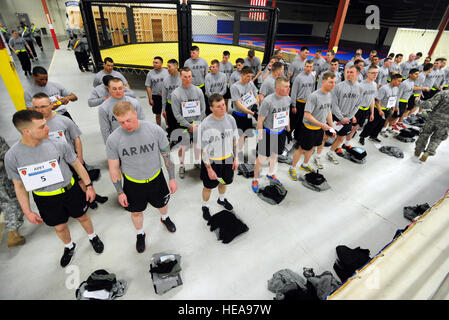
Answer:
[
  {"left": 79, "top": 0, "right": 277, "bottom": 72},
  {"left": 190, "top": 3, "right": 271, "bottom": 66}
]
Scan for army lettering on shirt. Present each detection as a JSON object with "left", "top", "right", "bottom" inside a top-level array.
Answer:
[
  {"left": 331, "top": 80, "right": 363, "bottom": 120},
  {"left": 9, "top": 37, "right": 28, "bottom": 51},
  {"left": 244, "top": 56, "right": 262, "bottom": 75},
  {"left": 288, "top": 59, "right": 306, "bottom": 82},
  {"left": 219, "top": 61, "right": 234, "bottom": 84},
  {"left": 161, "top": 74, "right": 182, "bottom": 111},
  {"left": 145, "top": 68, "right": 169, "bottom": 96},
  {"left": 106, "top": 121, "right": 169, "bottom": 181},
  {"left": 291, "top": 72, "right": 316, "bottom": 103},
  {"left": 303, "top": 89, "right": 332, "bottom": 126},
  {"left": 376, "top": 66, "right": 389, "bottom": 86},
  {"left": 358, "top": 80, "right": 378, "bottom": 107},
  {"left": 184, "top": 58, "right": 209, "bottom": 86}
]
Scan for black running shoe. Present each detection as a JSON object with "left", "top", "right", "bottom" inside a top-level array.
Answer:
[
  {"left": 359, "top": 137, "right": 365, "bottom": 145},
  {"left": 136, "top": 233, "right": 146, "bottom": 253},
  {"left": 202, "top": 206, "right": 211, "bottom": 221},
  {"left": 89, "top": 235, "right": 104, "bottom": 254},
  {"left": 217, "top": 198, "right": 233, "bottom": 211},
  {"left": 160, "top": 217, "right": 176, "bottom": 233},
  {"left": 95, "top": 194, "right": 108, "bottom": 204},
  {"left": 60, "top": 243, "right": 76, "bottom": 268}
]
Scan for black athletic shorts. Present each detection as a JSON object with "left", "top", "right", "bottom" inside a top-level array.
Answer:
[
  {"left": 354, "top": 108, "right": 370, "bottom": 127},
  {"left": 392, "top": 101, "right": 407, "bottom": 118},
  {"left": 332, "top": 114, "right": 353, "bottom": 136},
  {"left": 201, "top": 158, "right": 234, "bottom": 189},
  {"left": 123, "top": 170, "right": 170, "bottom": 212},
  {"left": 32, "top": 179, "right": 88, "bottom": 227},
  {"left": 232, "top": 110, "right": 254, "bottom": 136},
  {"left": 152, "top": 95, "right": 163, "bottom": 115},
  {"left": 407, "top": 95, "right": 417, "bottom": 111},
  {"left": 299, "top": 124, "right": 331, "bottom": 151},
  {"left": 256, "top": 128, "right": 287, "bottom": 157},
  {"left": 224, "top": 86, "right": 231, "bottom": 99}
]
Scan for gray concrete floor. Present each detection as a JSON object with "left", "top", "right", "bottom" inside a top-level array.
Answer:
[{"left": 1, "top": 38, "right": 448, "bottom": 299}]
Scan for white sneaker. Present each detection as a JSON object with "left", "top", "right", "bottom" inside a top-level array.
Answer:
[
  {"left": 326, "top": 152, "right": 339, "bottom": 164},
  {"left": 313, "top": 156, "right": 324, "bottom": 170},
  {"left": 380, "top": 131, "right": 389, "bottom": 138}
]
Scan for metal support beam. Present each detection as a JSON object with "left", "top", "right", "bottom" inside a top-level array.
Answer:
[
  {"left": 327, "top": 0, "right": 350, "bottom": 54},
  {"left": 428, "top": 4, "right": 449, "bottom": 58},
  {"left": 80, "top": 0, "right": 102, "bottom": 72},
  {"left": 177, "top": 1, "right": 192, "bottom": 67},
  {"left": 262, "top": 7, "right": 279, "bottom": 65},
  {"left": 232, "top": 9, "right": 240, "bottom": 46},
  {"left": 126, "top": 6, "right": 137, "bottom": 44}
]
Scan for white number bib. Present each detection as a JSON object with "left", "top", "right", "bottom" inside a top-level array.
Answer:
[
  {"left": 240, "top": 91, "right": 257, "bottom": 109},
  {"left": 48, "top": 130, "right": 67, "bottom": 143},
  {"left": 18, "top": 159, "right": 64, "bottom": 192},
  {"left": 182, "top": 100, "right": 201, "bottom": 117},
  {"left": 273, "top": 110, "right": 289, "bottom": 129},
  {"left": 387, "top": 96, "right": 397, "bottom": 108}
]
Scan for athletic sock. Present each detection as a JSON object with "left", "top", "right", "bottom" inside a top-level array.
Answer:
[
  {"left": 65, "top": 241, "right": 74, "bottom": 249},
  {"left": 87, "top": 233, "right": 97, "bottom": 240},
  {"left": 281, "top": 150, "right": 288, "bottom": 157},
  {"left": 218, "top": 193, "right": 225, "bottom": 202},
  {"left": 136, "top": 228, "right": 145, "bottom": 235},
  {"left": 202, "top": 200, "right": 210, "bottom": 208},
  {"left": 161, "top": 215, "right": 169, "bottom": 221}
]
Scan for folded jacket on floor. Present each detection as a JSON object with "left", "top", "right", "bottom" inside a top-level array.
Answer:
[
  {"left": 207, "top": 210, "right": 249, "bottom": 243},
  {"left": 304, "top": 271, "right": 341, "bottom": 300},
  {"left": 379, "top": 146, "right": 404, "bottom": 158},
  {"left": 257, "top": 181, "right": 287, "bottom": 204},
  {"left": 268, "top": 268, "right": 307, "bottom": 295},
  {"left": 151, "top": 273, "right": 183, "bottom": 295},
  {"left": 333, "top": 245, "right": 371, "bottom": 283}
]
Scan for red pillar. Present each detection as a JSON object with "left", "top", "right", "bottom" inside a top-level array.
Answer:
[
  {"left": 327, "top": 0, "right": 350, "bottom": 54},
  {"left": 428, "top": 4, "right": 449, "bottom": 58},
  {"left": 41, "top": 0, "right": 60, "bottom": 49}
]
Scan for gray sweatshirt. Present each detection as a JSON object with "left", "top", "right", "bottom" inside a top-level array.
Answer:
[
  {"left": 88, "top": 84, "right": 136, "bottom": 107},
  {"left": 161, "top": 73, "right": 182, "bottom": 111},
  {"left": 171, "top": 85, "right": 206, "bottom": 128},
  {"left": 331, "top": 80, "right": 363, "bottom": 120},
  {"left": 205, "top": 71, "right": 227, "bottom": 97},
  {"left": 290, "top": 71, "right": 315, "bottom": 104}
]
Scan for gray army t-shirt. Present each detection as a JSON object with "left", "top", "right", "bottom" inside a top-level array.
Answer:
[
  {"left": 258, "top": 93, "right": 291, "bottom": 132},
  {"left": 219, "top": 61, "right": 234, "bottom": 84},
  {"left": 303, "top": 89, "right": 332, "bottom": 126},
  {"left": 5, "top": 139, "right": 76, "bottom": 192},
  {"left": 161, "top": 73, "right": 182, "bottom": 111},
  {"left": 171, "top": 85, "right": 206, "bottom": 128},
  {"left": 358, "top": 79, "right": 378, "bottom": 107},
  {"left": 145, "top": 68, "right": 169, "bottom": 96},
  {"left": 46, "top": 114, "right": 82, "bottom": 153},
  {"left": 106, "top": 121, "right": 169, "bottom": 181},
  {"left": 205, "top": 72, "right": 227, "bottom": 97},
  {"left": 259, "top": 75, "right": 277, "bottom": 98},
  {"left": 230, "top": 81, "right": 258, "bottom": 113},
  {"left": 376, "top": 84, "right": 399, "bottom": 109},
  {"left": 184, "top": 58, "right": 209, "bottom": 86},
  {"left": 198, "top": 114, "right": 239, "bottom": 160},
  {"left": 88, "top": 84, "right": 136, "bottom": 107}
]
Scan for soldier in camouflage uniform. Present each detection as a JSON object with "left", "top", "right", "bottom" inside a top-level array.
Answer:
[
  {"left": 0, "top": 136, "right": 26, "bottom": 247},
  {"left": 414, "top": 90, "right": 449, "bottom": 162}
]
